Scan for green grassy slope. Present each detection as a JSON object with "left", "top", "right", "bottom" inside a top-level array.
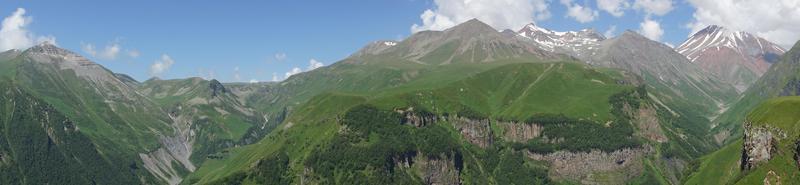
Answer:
[
  {"left": 688, "top": 96, "right": 800, "bottom": 185},
  {"left": 139, "top": 78, "right": 267, "bottom": 163},
  {"left": 188, "top": 62, "right": 692, "bottom": 184},
  {"left": 712, "top": 41, "right": 800, "bottom": 145},
  {"left": 736, "top": 96, "right": 800, "bottom": 184},
  {"left": 0, "top": 81, "right": 157, "bottom": 184},
  {"left": 684, "top": 139, "right": 744, "bottom": 185},
  {"left": 0, "top": 45, "right": 179, "bottom": 183}
]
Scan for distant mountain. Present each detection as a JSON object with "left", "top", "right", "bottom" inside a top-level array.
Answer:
[
  {"left": 516, "top": 23, "right": 605, "bottom": 60},
  {"left": 0, "top": 42, "right": 281, "bottom": 185},
  {"left": 0, "top": 43, "right": 180, "bottom": 184},
  {"left": 515, "top": 25, "right": 738, "bottom": 121},
  {"left": 711, "top": 40, "right": 800, "bottom": 144},
  {"left": 187, "top": 19, "right": 727, "bottom": 185},
  {"left": 346, "top": 19, "right": 561, "bottom": 65},
  {"left": 676, "top": 25, "right": 785, "bottom": 92},
  {"left": 138, "top": 77, "right": 268, "bottom": 164},
  {"left": 592, "top": 31, "right": 737, "bottom": 110}
]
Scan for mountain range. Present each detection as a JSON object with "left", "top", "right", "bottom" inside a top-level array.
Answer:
[{"left": 0, "top": 18, "right": 797, "bottom": 185}]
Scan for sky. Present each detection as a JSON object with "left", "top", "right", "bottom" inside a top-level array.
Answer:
[{"left": 1, "top": 0, "right": 798, "bottom": 82}]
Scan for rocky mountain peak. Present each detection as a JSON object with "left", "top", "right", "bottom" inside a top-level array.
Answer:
[
  {"left": 209, "top": 79, "right": 227, "bottom": 97},
  {"left": 443, "top": 18, "right": 498, "bottom": 37},
  {"left": 516, "top": 23, "right": 605, "bottom": 59},
  {"left": 24, "top": 41, "right": 74, "bottom": 56},
  {"left": 676, "top": 25, "right": 786, "bottom": 92}
]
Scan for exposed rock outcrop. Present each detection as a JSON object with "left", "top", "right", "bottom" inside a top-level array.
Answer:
[
  {"left": 396, "top": 107, "right": 438, "bottom": 127},
  {"left": 451, "top": 116, "right": 493, "bottom": 148},
  {"left": 209, "top": 79, "right": 227, "bottom": 97},
  {"left": 630, "top": 104, "right": 667, "bottom": 143},
  {"left": 396, "top": 152, "right": 461, "bottom": 185},
  {"left": 741, "top": 122, "right": 785, "bottom": 170},
  {"left": 527, "top": 146, "right": 652, "bottom": 184},
  {"left": 497, "top": 121, "right": 542, "bottom": 142},
  {"left": 140, "top": 113, "right": 196, "bottom": 185}
]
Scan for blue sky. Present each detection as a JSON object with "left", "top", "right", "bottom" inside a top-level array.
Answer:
[{"left": 1, "top": 0, "right": 796, "bottom": 82}]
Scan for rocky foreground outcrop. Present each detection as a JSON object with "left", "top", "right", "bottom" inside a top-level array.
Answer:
[{"left": 740, "top": 122, "right": 786, "bottom": 170}]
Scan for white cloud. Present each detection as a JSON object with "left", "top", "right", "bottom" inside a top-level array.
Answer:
[
  {"left": 411, "top": 0, "right": 552, "bottom": 33},
  {"left": 81, "top": 43, "right": 97, "bottom": 57},
  {"left": 249, "top": 79, "right": 258, "bottom": 83},
  {"left": 597, "top": 0, "right": 630, "bottom": 17},
  {"left": 0, "top": 8, "right": 56, "bottom": 51},
  {"left": 271, "top": 73, "right": 279, "bottom": 82},
  {"left": 280, "top": 59, "right": 326, "bottom": 81},
  {"left": 307, "top": 59, "right": 324, "bottom": 71},
  {"left": 233, "top": 66, "right": 241, "bottom": 81},
  {"left": 80, "top": 41, "right": 136, "bottom": 60},
  {"left": 687, "top": 0, "right": 800, "bottom": 49},
  {"left": 284, "top": 67, "right": 302, "bottom": 79},
  {"left": 604, "top": 25, "right": 617, "bottom": 38},
  {"left": 561, "top": 0, "right": 599, "bottom": 23},
  {"left": 149, "top": 54, "right": 175, "bottom": 77},
  {"left": 633, "top": 0, "right": 673, "bottom": 16},
  {"left": 274, "top": 52, "right": 287, "bottom": 61},
  {"left": 127, "top": 49, "right": 140, "bottom": 58},
  {"left": 100, "top": 43, "right": 121, "bottom": 59},
  {"left": 639, "top": 17, "right": 663, "bottom": 41},
  {"left": 664, "top": 42, "right": 674, "bottom": 48}
]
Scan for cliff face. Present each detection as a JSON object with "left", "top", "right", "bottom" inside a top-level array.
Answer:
[
  {"left": 528, "top": 147, "right": 652, "bottom": 184},
  {"left": 451, "top": 116, "right": 493, "bottom": 148},
  {"left": 740, "top": 122, "right": 785, "bottom": 170},
  {"left": 498, "top": 121, "right": 542, "bottom": 142}
]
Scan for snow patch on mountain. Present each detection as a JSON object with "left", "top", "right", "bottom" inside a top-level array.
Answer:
[{"left": 516, "top": 23, "right": 605, "bottom": 59}]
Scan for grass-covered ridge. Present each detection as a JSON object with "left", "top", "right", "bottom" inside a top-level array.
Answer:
[{"left": 189, "top": 61, "right": 682, "bottom": 184}]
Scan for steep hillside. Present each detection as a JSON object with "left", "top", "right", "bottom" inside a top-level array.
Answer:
[
  {"left": 138, "top": 78, "right": 268, "bottom": 164},
  {"left": 676, "top": 25, "right": 785, "bottom": 92},
  {"left": 0, "top": 81, "right": 154, "bottom": 184},
  {"left": 189, "top": 62, "right": 705, "bottom": 185},
  {"left": 591, "top": 31, "right": 737, "bottom": 116},
  {"left": 0, "top": 43, "right": 193, "bottom": 184},
  {"left": 689, "top": 96, "right": 800, "bottom": 184},
  {"left": 515, "top": 26, "right": 738, "bottom": 141},
  {"left": 712, "top": 41, "right": 800, "bottom": 145}
]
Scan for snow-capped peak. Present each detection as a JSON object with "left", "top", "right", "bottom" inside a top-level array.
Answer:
[
  {"left": 516, "top": 23, "right": 604, "bottom": 59},
  {"left": 676, "top": 25, "right": 786, "bottom": 63},
  {"left": 383, "top": 41, "right": 397, "bottom": 46}
]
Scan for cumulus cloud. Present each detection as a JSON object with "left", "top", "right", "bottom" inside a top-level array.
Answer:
[
  {"left": 149, "top": 54, "right": 175, "bottom": 77},
  {"left": 274, "top": 52, "right": 287, "bottom": 61},
  {"left": 561, "top": 0, "right": 599, "bottom": 23},
  {"left": 633, "top": 0, "right": 673, "bottom": 16},
  {"left": 639, "top": 17, "right": 663, "bottom": 41},
  {"left": 597, "top": 0, "right": 630, "bottom": 17},
  {"left": 410, "top": 0, "right": 552, "bottom": 33},
  {"left": 81, "top": 41, "right": 138, "bottom": 60},
  {"left": 249, "top": 79, "right": 258, "bottom": 83},
  {"left": 604, "top": 25, "right": 617, "bottom": 38},
  {"left": 284, "top": 67, "right": 302, "bottom": 79},
  {"left": 0, "top": 8, "right": 56, "bottom": 51},
  {"left": 280, "top": 59, "right": 326, "bottom": 81},
  {"left": 686, "top": 0, "right": 800, "bottom": 49},
  {"left": 307, "top": 59, "right": 324, "bottom": 71}
]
